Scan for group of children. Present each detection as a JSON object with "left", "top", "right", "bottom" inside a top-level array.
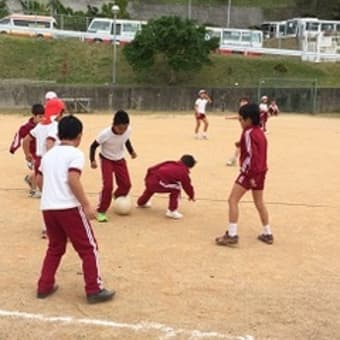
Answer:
[{"left": 9, "top": 90, "right": 275, "bottom": 304}]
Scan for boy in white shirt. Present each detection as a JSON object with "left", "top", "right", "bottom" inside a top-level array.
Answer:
[
  {"left": 194, "top": 89, "right": 212, "bottom": 139},
  {"left": 36, "top": 115, "right": 114, "bottom": 304},
  {"left": 90, "top": 110, "right": 137, "bottom": 223}
]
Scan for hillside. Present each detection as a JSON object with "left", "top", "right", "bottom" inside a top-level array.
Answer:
[{"left": 1, "top": 35, "right": 340, "bottom": 87}]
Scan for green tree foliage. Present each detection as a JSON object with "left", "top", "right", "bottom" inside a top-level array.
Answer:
[
  {"left": 294, "top": 0, "right": 340, "bottom": 18},
  {"left": 0, "top": 0, "right": 9, "bottom": 18},
  {"left": 123, "top": 16, "right": 219, "bottom": 84}
]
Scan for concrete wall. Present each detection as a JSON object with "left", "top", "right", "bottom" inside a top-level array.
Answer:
[{"left": 0, "top": 84, "right": 339, "bottom": 113}]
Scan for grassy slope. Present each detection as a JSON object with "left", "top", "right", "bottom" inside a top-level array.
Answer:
[{"left": 1, "top": 35, "right": 340, "bottom": 87}]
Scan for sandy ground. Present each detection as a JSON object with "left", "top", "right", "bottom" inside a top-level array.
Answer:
[{"left": 0, "top": 112, "right": 339, "bottom": 340}]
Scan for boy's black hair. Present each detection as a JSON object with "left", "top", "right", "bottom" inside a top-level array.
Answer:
[
  {"left": 58, "top": 115, "right": 83, "bottom": 140},
  {"left": 113, "top": 110, "right": 130, "bottom": 125},
  {"left": 31, "top": 103, "right": 44, "bottom": 115},
  {"left": 239, "top": 97, "right": 249, "bottom": 103},
  {"left": 180, "top": 154, "right": 196, "bottom": 168},
  {"left": 239, "top": 103, "right": 260, "bottom": 126}
]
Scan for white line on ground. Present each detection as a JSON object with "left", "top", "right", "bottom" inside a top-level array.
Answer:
[{"left": 0, "top": 309, "right": 254, "bottom": 340}]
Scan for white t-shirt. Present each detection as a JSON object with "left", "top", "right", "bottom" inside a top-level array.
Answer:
[
  {"left": 259, "top": 103, "right": 269, "bottom": 112},
  {"left": 96, "top": 126, "right": 131, "bottom": 161},
  {"left": 39, "top": 145, "right": 84, "bottom": 210},
  {"left": 195, "top": 98, "right": 209, "bottom": 114},
  {"left": 30, "top": 123, "right": 50, "bottom": 157},
  {"left": 47, "top": 120, "right": 60, "bottom": 144}
]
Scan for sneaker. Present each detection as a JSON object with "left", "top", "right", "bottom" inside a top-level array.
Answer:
[
  {"left": 87, "top": 288, "right": 115, "bottom": 304},
  {"left": 30, "top": 190, "right": 41, "bottom": 198},
  {"left": 215, "top": 232, "right": 239, "bottom": 246},
  {"left": 202, "top": 135, "right": 208, "bottom": 140},
  {"left": 258, "top": 234, "right": 274, "bottom": 245},
  {"left": 24, "top": 175, "right": 33, "bottom": 189},
  {"left": 226, "top": 158, "right": 236, "bottom": 166},
  {"left": 96, "top": 212, "right": 108, "bottom": 223},
  {"left": 137, "top": 201, "right": 152, "bottom": 208},
  {"left": 165, "top": 209, "right": 183, "bottom": 219},
  {"left": 37, "top": 285, "right": 59, "bottom": 299}
]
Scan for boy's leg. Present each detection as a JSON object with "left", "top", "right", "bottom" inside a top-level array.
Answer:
[
  {"left": 98, "top": 157, "right": 114, "bottom": 213},
  {"left": 37, "top": 211, "right": 67, "bottom": 295},
  {"left": 113, "top": 159, "right": 131, "bottom": 198},
  {"left": 216, "top": 182, "right": 247, "bottom": 246},
  {"left": 252, "top": 189, "right": 273, "bottom": 244},
  {"left": 168, "top": 189, "right": 180, "bottom": 211},
  {"left": 203, "top": 117, "right": 209, "bottom": 132},
  {"left": 228, "top": 183, "right": 247, "bottom": 225},
  {"left": 194, "top": 119, "right": 201, "bottom": 134},
  {"left": 63, "top": 207, "right": 104, "bottom": 295},
  {"left": 251, "top": 189, "right": 269, "bottom": 226},
  {"left": 137, "top": 188, "right": 154, "bottom": 207}
]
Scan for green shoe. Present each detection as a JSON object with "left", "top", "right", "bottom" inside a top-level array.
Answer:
[{"left": 96, "top": 212, "right": 108, "bottom": 223}]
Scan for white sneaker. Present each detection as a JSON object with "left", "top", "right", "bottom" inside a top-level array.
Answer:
[
  {"left": 165, "top": 210, "right": 183, "bottom": 219},
  {"left": 226, "top": 158, "right": 236, "bottom": 166},
  {"left": 30, "top": 190, "right": 42, "bottom": 198},
  {"left": 202, "top": 135, "right": 208, "bottom": 140},
  {"left": 137, "top": 200, "right": 152, "bottom": 208}
]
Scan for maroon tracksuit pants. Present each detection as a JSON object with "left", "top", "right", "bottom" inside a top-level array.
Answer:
[
  {"left": 98, "top": 156, "right": 131, "bottom": 213},
  {"left": 137, "top": 176, "right": 181, "bottom": 211},
  {"left": 37, "top": 207, "right": 103, "bottom": 295}
]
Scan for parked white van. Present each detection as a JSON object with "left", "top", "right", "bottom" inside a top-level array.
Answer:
[
  {"left": 0, "top": 14, "right": 56, "bottom": 38},
  {"left": 86, "top": 18, "right": 146, "bottom": 43}
]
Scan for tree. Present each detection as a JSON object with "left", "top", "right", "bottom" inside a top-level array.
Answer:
[
  {"left": 294, "top": 0, "right": 340, "bottom": 18},
  {"left": 0, "top": 0, "right": 9, "bottom": 18},
  {"left": 123, "top": 16, "right": 219, "bottom": 84}
]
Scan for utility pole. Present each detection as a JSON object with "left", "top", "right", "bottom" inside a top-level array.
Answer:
[
  {"left": 188, "top": 0, "right": 192, "bottom": 20},
  {"left": 226, "top": 0, "right": 231, "bottom": 28}
]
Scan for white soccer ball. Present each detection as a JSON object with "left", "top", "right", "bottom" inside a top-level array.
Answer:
[{"left": 113, "top": 196, "right": 132, "bottom": 215}]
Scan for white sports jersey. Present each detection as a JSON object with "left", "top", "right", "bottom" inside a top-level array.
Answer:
[
  {"left": 195, "top": 98, "right": 209, "bottom": 114},
  {"left": 30, "top": 123, "right": 50, "bottom": 157},
  {"left": 259, "top": 103, "right": 269, "bottom": 112},
  {"left": 96, "top": 126, "right": 131, "bottom": 161},
  {"left": 40, "top": 145, "right": 84, "bottom": 210},
  {"left": 47, "top": 120, "right": 60, "bottom": 144}
]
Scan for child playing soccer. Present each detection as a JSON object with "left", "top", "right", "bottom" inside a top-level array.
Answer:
[
  {"left": 259, "top": 95, "right": 269, "bottom": 132},
  {"left": 9, "top": 104, "right": 44, "bottom": 195},
  {"left": 194, "top": 89, "right": 212, "bottom": 139},
  {"left": 268, "top": 99, "right": 280, "bottom": 116},
  {"left": 90, "top": 110, "right": 137, "bottom": 223},
  {"left": 36, "top": 115, "right": 115, "bottom": 304},
  {"left": 225, "top": 97, "right": 249, "bottom": 166},
  {"left": 215, "top": 104, "right": 273, "bottom": 246},
  {"left": 137, "top": 155, "right": 196, "bottom": 219},
  {"left": 23, "top": 103, "right": 65, "bottom": 198}
]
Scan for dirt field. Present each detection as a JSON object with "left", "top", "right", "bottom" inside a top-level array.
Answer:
[{"left": 0, "top": 112, "right": 339, "bottom": 340}]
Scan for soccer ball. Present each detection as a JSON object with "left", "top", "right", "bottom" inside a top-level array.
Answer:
[{"left": 113, "top": 196, "right": 132, "bottom": 215}]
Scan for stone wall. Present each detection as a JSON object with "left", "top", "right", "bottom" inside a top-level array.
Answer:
[{"left": 0, "top": 84, "right": 339, "bottom": 113}]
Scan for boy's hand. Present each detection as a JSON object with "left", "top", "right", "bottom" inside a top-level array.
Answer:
[
  {"left": 83, "top": 204, "right": 96, "bottom": 220},
  {"left": 131, "top": 151, "right": 137, "bottom": 159},
  {"left": 90, "top": 161, "right": 97, "bottom": 169},
  {"left": 235, "top": 141, "right": 241, "bottom": 148},
  {"left": 189, "top": 197, "right": 195, "bottom": 202}
]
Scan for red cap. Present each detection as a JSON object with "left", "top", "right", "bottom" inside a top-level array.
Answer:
[{"left": 44, "top": 98, "right": 65, "bottom": 122}]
